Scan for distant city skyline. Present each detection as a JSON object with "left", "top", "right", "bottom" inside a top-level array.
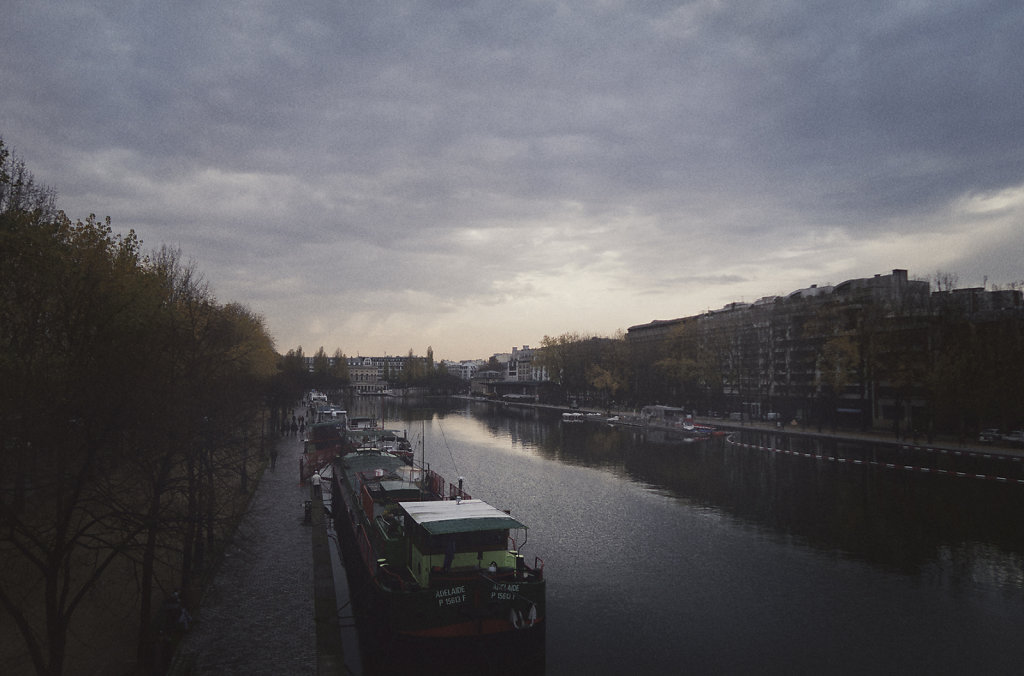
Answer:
[
  {"left": 288, "top": 266, "right": 1017, "bottom": 363},
  {"left": 3, "top": 3, "right": 1021, "bottom": 362}
]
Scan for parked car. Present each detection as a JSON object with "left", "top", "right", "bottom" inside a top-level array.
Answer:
[
  {"left": 978, "top": 428, "right": 1001, "bottom": 443},
  {"left": 1002, "top": 430, "right": 1024, "bottom": 446}
]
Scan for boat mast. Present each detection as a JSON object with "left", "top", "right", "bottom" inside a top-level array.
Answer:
[{"left": 420, "top": 419, "right": 426, "bottom": 500}]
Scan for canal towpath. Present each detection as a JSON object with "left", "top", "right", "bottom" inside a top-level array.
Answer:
[{"left": 168, "top": 410, "right": 355, "bottom": 675}]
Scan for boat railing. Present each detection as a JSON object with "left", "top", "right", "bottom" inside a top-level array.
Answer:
[
  {"left": 376, "top": 561, "right": 412, "bottom": 591},
  {"left": 375, "top": 513, "right": 403, "bottom": 540},
  {"left": 515, "top": 553, "right": 544, "bottom": 582},
  {"left": 360, "top": 483, "right": 374, "bottom": 518},
  {"left": 421, "top": 469, "right": 473, "bottom": 501},
  {"left": 431, "top": 567, "right": 522, "bottom": 585},
  {"left": 428, "top": 558, "right": 544, "bottom": 584},
  {"left": 357, "top": 526, "right": 373, "bottom": 572},
  {"left": 447, "top": 482, "right": 471, "bottom": 500},
  {"left": 503, "top": 539, "right": 544, "bottom": 580},
  {"left": 424, "top": 469, "right": 445, "bottom": 498}
]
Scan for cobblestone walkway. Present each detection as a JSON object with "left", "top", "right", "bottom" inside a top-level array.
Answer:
[{"left": 172, "top": 417, "right": 317, "bottom": 675}]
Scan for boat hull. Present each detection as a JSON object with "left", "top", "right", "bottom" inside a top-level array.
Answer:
[{"left": 329, "top": 470, "right": 546, "bottom": 673}]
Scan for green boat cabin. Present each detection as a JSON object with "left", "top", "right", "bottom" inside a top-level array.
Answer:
[{"left": 400, "top": 499, "right": 526, "bottom": 588}]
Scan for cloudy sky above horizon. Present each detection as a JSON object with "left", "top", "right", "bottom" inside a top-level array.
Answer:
[{"left": 3, "top": 1, "right": 1022, "bottom": 361}]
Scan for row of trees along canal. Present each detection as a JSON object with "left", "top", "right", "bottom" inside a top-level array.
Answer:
[
  {"left": 0, "top": 138, "right": 308, "bottom": 675},
  {"left": 276, "top": 344, "right": 468, "bottom": 397}
]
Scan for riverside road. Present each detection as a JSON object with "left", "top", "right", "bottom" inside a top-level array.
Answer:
[{"left": 169, "top": 411, "right": 354, "bottom": 675}]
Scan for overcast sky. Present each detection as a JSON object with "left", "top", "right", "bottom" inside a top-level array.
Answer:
[{"left": 3, "top": 1, "right": 1022, "bottom": 361}]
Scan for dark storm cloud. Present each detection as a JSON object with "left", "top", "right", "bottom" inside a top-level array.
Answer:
[{"left": 3, "top": 0, "right": 1022, "bottom": 357}]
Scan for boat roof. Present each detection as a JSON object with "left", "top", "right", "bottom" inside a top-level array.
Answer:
[
  {"left": 342, "top": 449, "right": 406, "bottom": 468},
  {"left": 340, "top": 451, "right": 408, "bottom": 487},
  {"left": 399, "top": 499, "right": 526, "bottom": 535}
]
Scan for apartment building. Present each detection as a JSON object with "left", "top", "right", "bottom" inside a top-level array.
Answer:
[{"left": 628, "top": 269, "right": 1022, "bottom": 430}]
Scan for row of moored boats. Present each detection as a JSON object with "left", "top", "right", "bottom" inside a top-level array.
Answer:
[{"left": 300, "top": 394, "right": 546, "bottom": 669}]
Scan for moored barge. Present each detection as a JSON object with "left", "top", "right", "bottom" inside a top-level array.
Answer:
[
  {"left": 301, "top": 420, "right": 354, "bottom": 480},
  {"left": 330, "top": 448, "right": 545, "bottom": 669}
]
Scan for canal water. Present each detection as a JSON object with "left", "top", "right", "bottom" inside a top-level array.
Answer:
[{"left": 349, "top": 398, "right": 1024, "bottom": 675}]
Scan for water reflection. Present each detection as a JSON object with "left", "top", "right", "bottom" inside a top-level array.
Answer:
[
  {"left": 367, "top": 397, "right": 1024, "bottom": 586},
  {"left": 354, "top": 397, "right": 1024, "bottom": 673}
]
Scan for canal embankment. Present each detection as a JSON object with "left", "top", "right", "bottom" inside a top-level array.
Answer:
[
  {"left": 703, "top": 417, "right": 1024, "bottom": 458},
  {"left": 168, "top": 410, "right": 353, "bottom": 675},
  {"left": 462, "top": 395, "right": 1024, "bottom": 469}
]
